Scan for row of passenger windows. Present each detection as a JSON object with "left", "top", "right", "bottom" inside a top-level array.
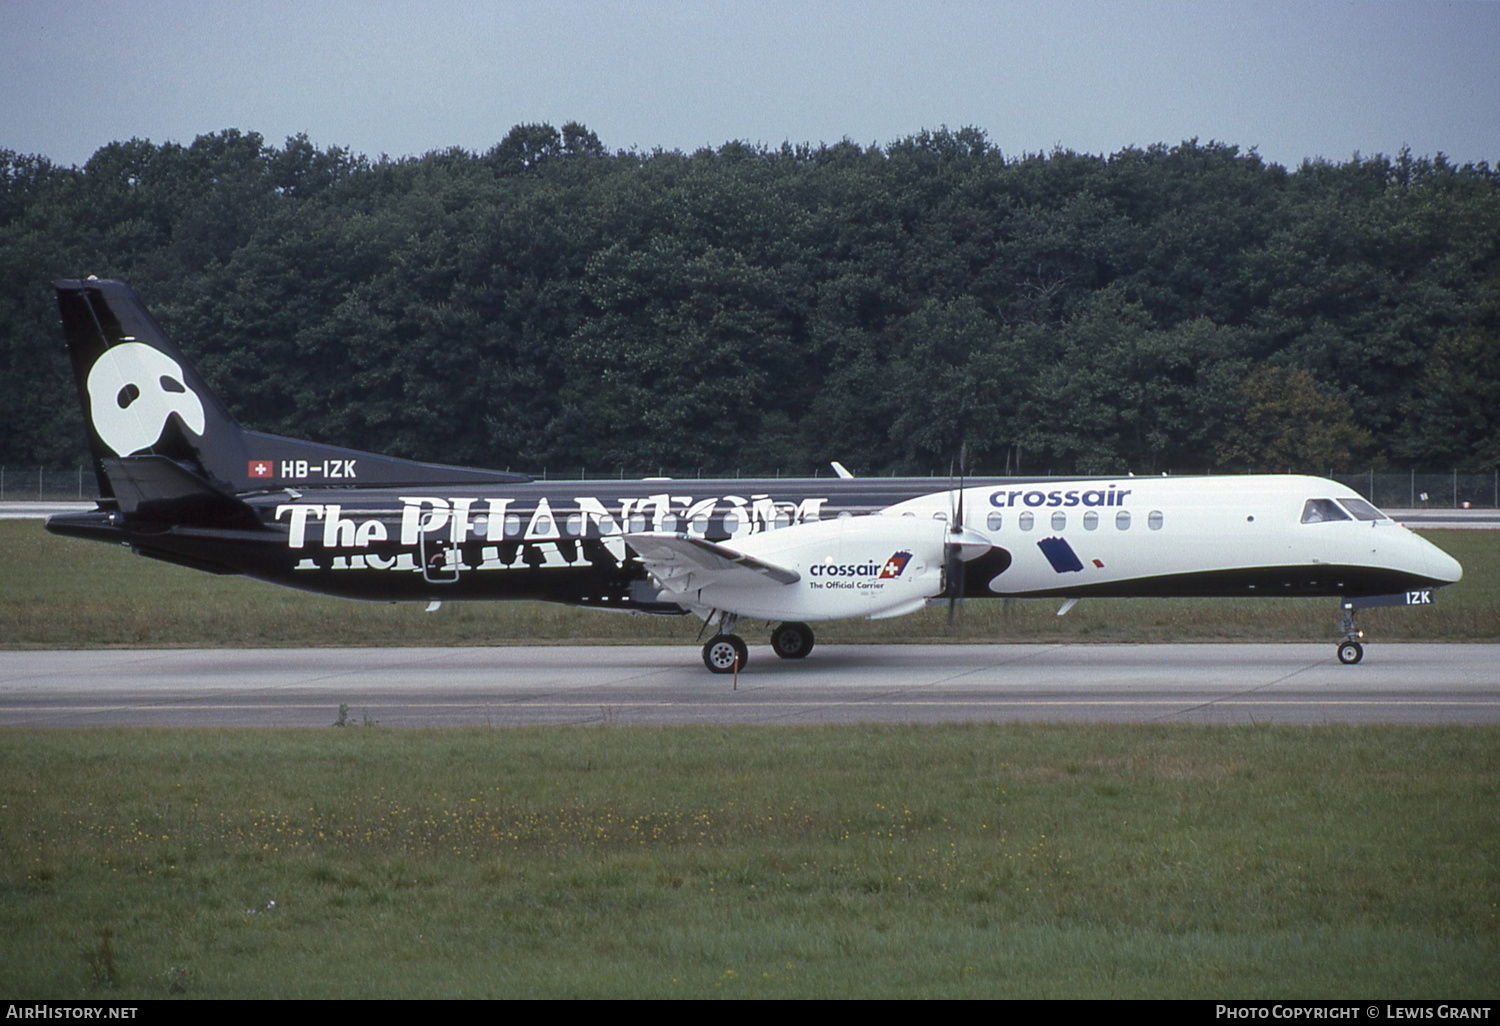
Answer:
[
  {"left": 472, "top": 510, "right": 775, "bottom": 539},
  {"left": 465, "top": 507, "right": 1166, "bottom": 539},
  {"left": 980, "top": 509, "right": 1164, "bottom": 532}
]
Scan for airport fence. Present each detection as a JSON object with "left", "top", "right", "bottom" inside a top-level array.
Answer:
[
  {"left": 1, "top": 467, "right": 98, "bottom": 502},
  {"left": 1329, "top": 470, "right": 1500, "bottom": 510},
  {"left": 2, "top": 466, "right": 1498, "bottom": 508}
]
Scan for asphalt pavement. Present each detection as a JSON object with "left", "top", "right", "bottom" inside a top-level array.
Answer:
[{"left": 3, "top": 643, "right": 1495, "bottom": 728}]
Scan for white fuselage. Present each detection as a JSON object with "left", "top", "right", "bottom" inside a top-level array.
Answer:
[{"left": 677, "top": 475, "right": 1461, "bottom": 622}]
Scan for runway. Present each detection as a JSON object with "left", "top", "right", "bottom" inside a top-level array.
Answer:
[{"left": 2, "top": 643, "right": 1496, "bottom": 727}]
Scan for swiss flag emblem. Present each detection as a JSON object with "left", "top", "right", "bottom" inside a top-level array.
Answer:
[
  {"left": 878, "top": 551, "right": 913, "bottom": 579},
  {"left": 248, "top": 460, "right": 273, "bottom": 479}
]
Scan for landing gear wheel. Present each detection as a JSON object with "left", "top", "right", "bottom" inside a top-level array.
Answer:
[
  {"left": 703, "top": 634, "right": 749, "bottom": 674},
  {"left": 1337, "top": 641, "right": 1364, "bottom": 665},
  {"left": 771, "top": 621, "right": 815, "bottom": 660}
]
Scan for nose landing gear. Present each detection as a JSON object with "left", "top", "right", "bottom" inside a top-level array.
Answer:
[
  {"left": 1334, "top": 588, "right": 1439, "bottom": 664},
  {"left": 1337, "top": 601, "right": 1365, "bottom": 664}
]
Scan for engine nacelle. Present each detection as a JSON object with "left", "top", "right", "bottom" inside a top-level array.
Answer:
[{"left": 694, "top": 515, "right": 948, "bottom": 621}]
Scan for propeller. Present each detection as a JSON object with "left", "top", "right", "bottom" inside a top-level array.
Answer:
[
  {"left": 945, "top": 446, "right": 969, "bottom": 623},
  {"left": 943, "top": 444, "right": 995, "bottom": 624}
]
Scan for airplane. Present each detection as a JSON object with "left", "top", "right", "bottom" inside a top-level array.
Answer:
[{"left": 44, "top": 278, "right": 1463, "bottom": 672}]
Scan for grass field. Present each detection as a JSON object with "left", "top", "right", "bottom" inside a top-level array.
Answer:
[
  {"left": 3, "top": 523, "right": 1495, "bottom": 998},
  {"left": 1, "top": 521, "right": 1494, "bottom": 648},
  {"left": 2, "top": 726, "right": 1496, "bottom": 999}
]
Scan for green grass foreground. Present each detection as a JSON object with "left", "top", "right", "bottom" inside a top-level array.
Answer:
[
  {"left": 1, "top": 726, "right": 1496, "bottom": 999},
  {"left": 1, "top": 522, "right": 1494, "bottom": 647}
]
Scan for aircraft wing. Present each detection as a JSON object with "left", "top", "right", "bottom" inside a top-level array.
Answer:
[{"left": 625, "top": 532, "right": 800, "bottom": 594}]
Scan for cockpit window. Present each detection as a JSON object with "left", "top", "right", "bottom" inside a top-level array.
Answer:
[
  {"left": 1337, "top": 498, "right": 1388, "bottom": 522},
  {"left": 1301, "top": 499, "right": 1351, "bottom": 524}
]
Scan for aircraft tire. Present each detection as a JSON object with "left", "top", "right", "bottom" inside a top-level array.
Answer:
[
  {"left": 771, "top": 621, "right": 815, "bottom": 659},
  {"left": 703, "top": 634, "right": 749, "bottom": 674},
  {"left": 1337, "top": 641, "right": 1364, "bottom": 665}
]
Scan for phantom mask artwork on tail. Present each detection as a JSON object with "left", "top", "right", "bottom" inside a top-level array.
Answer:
[{"left": 47, "top": 279, "right": 1462, "bottom": 671}]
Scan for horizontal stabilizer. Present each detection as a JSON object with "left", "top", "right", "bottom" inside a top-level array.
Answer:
[
  {"left": 102, "top": 455, "right": 263, "bottom": 529},
  {"left": 625, "top": 532, "right": 800, "bottom": 594}
]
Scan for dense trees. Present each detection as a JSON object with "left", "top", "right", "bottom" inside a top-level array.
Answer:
[{"left": 2, "top": 127, "right": 1496, "bottom": 475}]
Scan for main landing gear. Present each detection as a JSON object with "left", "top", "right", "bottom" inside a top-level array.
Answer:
[
  {"left": 700, "top": 620, "right": 817, "bottom": 674},
  {"left": 770, "top": 621, "right": 815, "bottom": 660},
  {"left": 702, "top": 634, "right": 749, "bottom": 674},
  {"left": 1337, "top": 601, "right": 1365, "bottom": 664}
]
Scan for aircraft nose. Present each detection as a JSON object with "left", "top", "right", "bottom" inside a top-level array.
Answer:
[{"left": 1423, "top": 537, "right": 1463, "bottom": 585}]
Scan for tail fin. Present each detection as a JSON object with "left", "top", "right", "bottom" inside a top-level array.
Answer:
[
  {"left": 57, "top": 278, "right": 241, "bottom": 500},
  {"left": 55, "top": 278, "right": 528, "bottom": 513}
]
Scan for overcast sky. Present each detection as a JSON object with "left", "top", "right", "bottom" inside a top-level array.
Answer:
[{"left": 2, "top": 0, "right": 1496, "bottom": 170}]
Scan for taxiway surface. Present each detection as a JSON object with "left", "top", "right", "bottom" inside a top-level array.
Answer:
[{"left": 2, "top": 643, "right": 1495, "bottom": 727}]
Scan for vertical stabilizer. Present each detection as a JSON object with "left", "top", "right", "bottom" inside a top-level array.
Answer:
[
  {"left": 54, "top": 278, "right": 531, "bottom": 502},
  {"left": 56, "top": 278, "right": 247, "bottom": 499}
]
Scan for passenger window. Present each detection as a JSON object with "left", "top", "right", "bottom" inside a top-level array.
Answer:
[
  {"left": 775, "top": 511, "right": 792, "bottom": 529},
  {"left": 1083, "top": 511, "right": 1098, "bottom": 531},
  {"left": 1116, "top": 511, "right": 1131, "bottom": 530},
  {"left": 628, "top": 513, "right": 647, "bottom": 533},
  {"left": 689, "top": 515, "right": 708, "bottom": 535},
  {"left": 1051, "top": 511, "right": 1066, "bottom": 530},
  {"left": 1301, "top": 499, "right": 1351, "bottom": 524},
  {"left": 503, "top": 514, "right": 521, "bottom": 538},
  {"left": 660, "top": 514, "right": 679, "bottom": 533},
  {"left": 566, "top": 513, "right": 585, "bottom": 537},
  {"left": 721, "top": 512, "right": 740, "bottom": 534},
  {"left": 1148, "top": 511, "right": 1163, "bottom": 531},
  {"left": 1019, "top": 511, "right": 1034, "bottom": 531},
  {"left": 987, "top": 511, "right": 1003, "bottom": 531}
]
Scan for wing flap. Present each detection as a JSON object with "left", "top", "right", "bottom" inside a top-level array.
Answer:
[{"left": 625, "top": 532, "right": 800, "bottom": 594}]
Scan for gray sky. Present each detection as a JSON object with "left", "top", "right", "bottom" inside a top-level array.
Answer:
[{"left": 2, "top": 0, "right": 1496, "bottom": 169}]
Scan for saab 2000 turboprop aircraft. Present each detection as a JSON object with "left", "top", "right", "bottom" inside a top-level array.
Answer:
[{"left": 45, "top": 279, "right": 1462, "bottom": 672}]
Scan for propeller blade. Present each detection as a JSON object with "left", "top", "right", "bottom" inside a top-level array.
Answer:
[
  {"left": 956, "top": 441, "right": 968, "bottom": 530},
  {"left": 946, "top": 444, "right": 968, "bottom": 623},
  {"left": 946, "top": 552, "right": 965, "bottom": 624}
]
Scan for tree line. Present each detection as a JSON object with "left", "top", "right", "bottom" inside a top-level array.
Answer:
[{"left": 2, "top": 123, "right": 1496, "bottom": 477}]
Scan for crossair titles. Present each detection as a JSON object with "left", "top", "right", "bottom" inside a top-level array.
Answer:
[
  {"left": 274, "top": 492, "right": 830, "bottom": 574},
  {"left": 988, "top": 485, "right": 1132, "bottom": 509},
  {"left": 807, "top": 551, "right": 912, "bottom": 592}
]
